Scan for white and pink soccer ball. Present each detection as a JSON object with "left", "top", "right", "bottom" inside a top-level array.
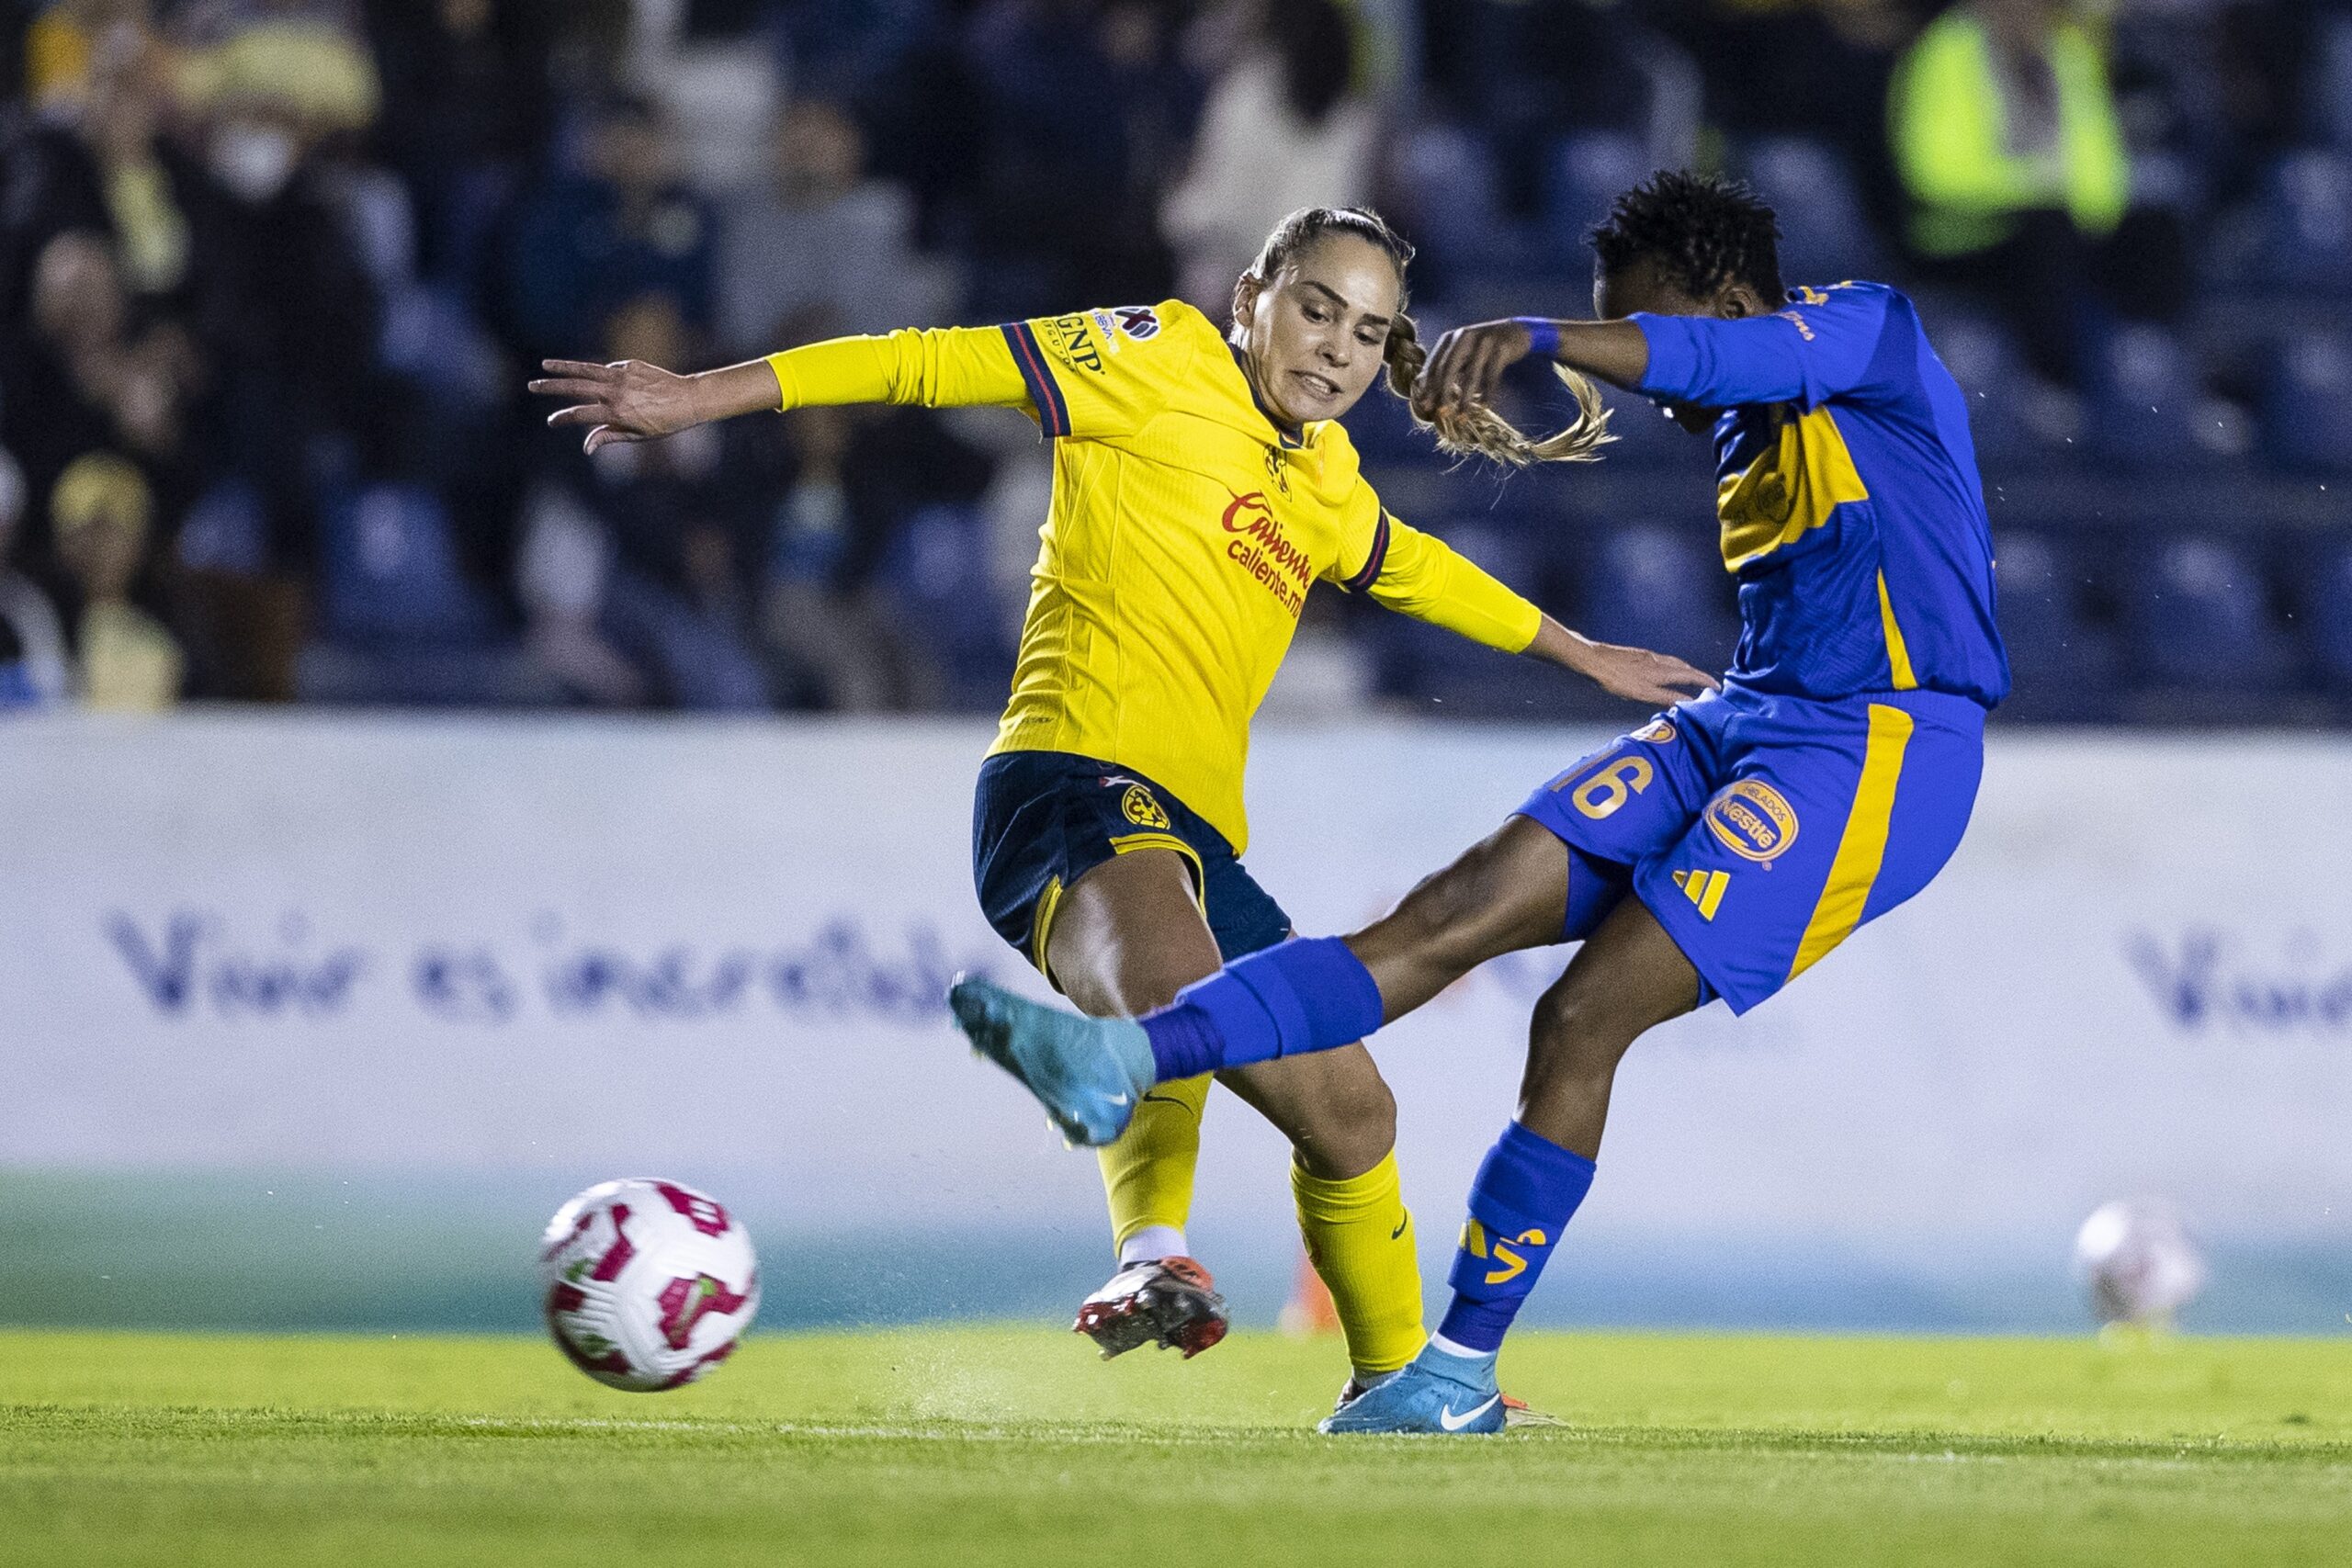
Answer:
[
  {"left": 538, "top": 1178, "right": 761, "bottom": 1391},
  {"left": 2075, "top": 1199, "right": 2206, "bottom": 1328}
]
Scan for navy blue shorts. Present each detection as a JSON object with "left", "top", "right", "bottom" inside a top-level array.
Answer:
[{"left": 973, "top": 750, "right": 1293, "bottom": 987}]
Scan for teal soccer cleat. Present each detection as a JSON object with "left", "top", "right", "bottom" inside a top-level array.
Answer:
[
  {"left": 1319, "top": 1343, "right": 1508, "bottom": 1436},
  {"left": 947, "top": 976, "right": 1155, "bottom": 1147}
]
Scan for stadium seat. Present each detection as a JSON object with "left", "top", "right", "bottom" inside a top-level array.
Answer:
[
  {"left": 1589, "top": 383, "right": 1685, "bottom": 468},
  {"left": 2252, "top": 152, "right": 2352, "bottom": 291},
  {"left": 342, "top": 165, "right": 419, "bottom": 290},
  {"left": 293, "top": 638, "right": 550, "bottom": 706},
  {"left": 1992, "top": 530, "right": 2118, "bottom": 714},
  {"left": 1572, "top": 521, "right": 1739, "bottom": 671},
  {"left": 1391, "top": 120, "right": 1510, "bottom": 275},
  {"left": 1541, "top": 132, "right": 1649, "bottom": 257},
  {"left": 2311, "top": 536, "right": 2352, "bottom": 690},
  {"left": 1341, "top": 377, "right": 1430, "bottom": 465},
  {"left": 2260, "top": 333, "right": 2352, "bottom": 473},
  {"left": 1921, "top": 308, "right": 2035, "bottom": 471},
  {"left": 2084, "top": 325, "right": 2215, "bottom": 469},
  {"left": 379, "top": 281, "right": 508, "bottom": 416},
  {"left": 880, "top": 503, "right": 1016, "bottom": 713},
  {"left": 2120, "top": 534, "right": 2283, "bottom": 691},
  {"left": 1735, "top": 138, "right": 1886, "bottom": 286},
  {"left": 175, "top": 479, "right": 271, "bottom": 577},
  {"left": 426, "top": 161, "right": 519, "bottom": 289},
  {"left": 2318, "top": 16, "right": 2352, "bottom": 153},
  {"left": 1367, "top": 524, "right": 1563, "bottom": 716},
  {"left": 321, "top": 483, "right": 501, "bottom": 646}
]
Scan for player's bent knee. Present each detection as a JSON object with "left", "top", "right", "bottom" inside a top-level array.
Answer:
[
  {"left": 1235, "top": 1055, "right": 1397, "bottom": 1179},
  {"left": 1526, "top": 977, "right": 1639, "bottom": 1080},
  {"left": 1289, "top": 1091, "right": 1396, "bottom": 1180},
  {"left": 1315, "top": 1071, "right": 1398, "bottom": 1163}
]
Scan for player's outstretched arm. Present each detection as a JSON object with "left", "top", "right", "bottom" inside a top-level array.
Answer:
[
  {"left": 1523, "top": 613, "right": 1718, "bottom": 707},
  {"left": 1420, "top": 297, "right": 1894, "bottom": 417},
  {"left": 531, "top": 325, "right": 1040, "bottom": 456},
  {"left": 1357, "top": 513, "right": 1715, "bottom": 708},
  {"left": 1411, "top": 319, "right": 1651, "bottom": 426},
  {"left": 530, "top": 356, "right": 782, "bottom": 455}
]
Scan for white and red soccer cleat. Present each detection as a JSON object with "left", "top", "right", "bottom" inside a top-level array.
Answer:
[{"left": 1072, "top": 1256, "right": 1230, "bottom": 1359}]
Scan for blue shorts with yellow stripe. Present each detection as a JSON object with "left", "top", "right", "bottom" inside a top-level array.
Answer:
[
  {"left": 973, "top": 750, "right": 1293, "bottom": 987},
  {"left": 1514, "top": 682, "right": 1986, "bottom": 1015}
]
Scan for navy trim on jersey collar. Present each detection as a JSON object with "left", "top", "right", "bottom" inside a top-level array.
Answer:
[
  {"left": 1001, "top": 321, "right": 1071, "bottom": 437},
  {"left": 1227, "top": 343, "right": 1306, "bottom": 448}
]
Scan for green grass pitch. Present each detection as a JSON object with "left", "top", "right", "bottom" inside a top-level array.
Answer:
[{"left": 4, "top": 1327, "right": 2349, "bottom": 1567}]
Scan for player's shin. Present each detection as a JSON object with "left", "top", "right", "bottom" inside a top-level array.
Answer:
[
  {"left": 1098, "top": 1075, "right": 1209, "bottom": 1263},
  {"left": 1430, "top": 1122, "right": 1597, "bottom": 1357},
  {"left": 1292, "top": 1150, "right": 1425, "bottom": 1381},
  {"left": 1139, "top": 937, "right": 1385, "bottom": 1081}
]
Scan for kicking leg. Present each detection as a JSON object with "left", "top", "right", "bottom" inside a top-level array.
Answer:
[
  {"left": 1323, "top": 897, "right": 1698, "bottom": 1434},
  {"left": 948, "top": 818, "right": 1590, "bottom": 1137},
  {"left": 1347, "top": 815, "right": 1581, "bottom": 1017}
]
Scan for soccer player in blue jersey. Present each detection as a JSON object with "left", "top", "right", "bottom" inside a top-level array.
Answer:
[{"left": 948, "top": 172, "right": 2010, "bottom": 1434}]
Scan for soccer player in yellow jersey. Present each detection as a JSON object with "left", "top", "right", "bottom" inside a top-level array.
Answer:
[{"left": 530, "top": 207, "right": 1712, "bottom": 1394}]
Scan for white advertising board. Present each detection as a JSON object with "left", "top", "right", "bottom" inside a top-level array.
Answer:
[{"left": 3, "top": 712, "right": 2346, "bottom": 1325}]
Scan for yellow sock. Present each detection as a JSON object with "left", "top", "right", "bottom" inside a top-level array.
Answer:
[
  {"left": 1096, "top": 1074, "right": 1211, "bottom": 1256},
  {"left": 1292, "top": 1150, "right": 1425, "bottom": 1377}
]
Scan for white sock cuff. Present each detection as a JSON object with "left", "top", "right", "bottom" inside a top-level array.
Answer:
[
  {"left": 1426, "top": 1332, "right": 1493, "bottom": 1362},
  {"left": 1118, "top": 1225, "right": 1189, "bottom": 1265}
]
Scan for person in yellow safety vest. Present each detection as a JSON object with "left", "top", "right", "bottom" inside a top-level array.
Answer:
[
  {"left": 1887, "top": 0, "right": 2175, "bottom": 391},
  {"left": 1890, "top": 0, "right": 2129, "bottom": 259}
]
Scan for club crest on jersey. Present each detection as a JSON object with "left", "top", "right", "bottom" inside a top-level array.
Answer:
[
  {"left": 1121, "top": 784, "right": 1170, "bottom": 830},
  {"left": 1706, "top": 779, "right": 1799, "bottom": 863},
  {"left": 1632, "top": 717, "right": 1678, "bottom": 744},
  {"left": 1261, "top": 443, "right": 1291, "bottom": 495},
  {"left": 1114, "top": 306, "right": 1159, "bottom": 341}
]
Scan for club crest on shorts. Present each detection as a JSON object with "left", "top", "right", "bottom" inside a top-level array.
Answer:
[
  {"left": 1121, "top": 784, "right": 1170, "bottom": 830},
  {"left": 1705, "top": 779, "right": 1798, "bottom": 863}
]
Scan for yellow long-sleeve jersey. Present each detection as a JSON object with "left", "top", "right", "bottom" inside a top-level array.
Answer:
[{"left": 766, "top": 299, "right": 1542, "bottom": 852}]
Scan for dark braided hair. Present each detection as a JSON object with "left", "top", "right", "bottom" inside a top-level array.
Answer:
[
  {"left": 1240, "top": 206, "right": 1611, "bottom": 466},
  {"left": 1589, "top": 171, "right": 1786, "bottom": 305}
]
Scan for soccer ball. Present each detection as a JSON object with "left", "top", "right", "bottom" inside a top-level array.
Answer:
[
  {"left": 538, "top": 1178, "right": 762, "bottom": 1391},
  {"left": 2074, "top": 1199, "right": 2206, "bottom": 1328}
]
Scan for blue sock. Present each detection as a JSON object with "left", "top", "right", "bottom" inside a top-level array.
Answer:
[
  {"left": 1434, "top": 1122, "right": 1596, "bottom": 1353},
  {"left": 1139, "top": 936, "right": 1385, "bottom": 1082}
]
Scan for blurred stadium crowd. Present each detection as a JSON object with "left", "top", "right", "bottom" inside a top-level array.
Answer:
[{"left": 0, "top": 0, "right": 2346, "bottom": 723}]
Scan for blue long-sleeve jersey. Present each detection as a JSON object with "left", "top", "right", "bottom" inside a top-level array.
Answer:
[{"left": 1631, "top": 283, "right": 2010, "bottom": 708}]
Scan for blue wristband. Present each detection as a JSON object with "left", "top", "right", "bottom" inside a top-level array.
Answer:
[{"left": 1513, "top": 316, "right": 1561, "bottom": 357}]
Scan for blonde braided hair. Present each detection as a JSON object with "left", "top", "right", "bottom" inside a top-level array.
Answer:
[{"left": 1378, "top": 311, "right": 1614, "bottom": 467}]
